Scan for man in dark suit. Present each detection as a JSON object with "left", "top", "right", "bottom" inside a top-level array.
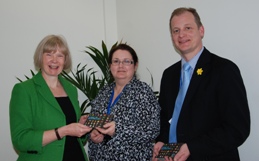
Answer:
[{"left": 152, "top": 7, "right": 250, "bottom": 161}]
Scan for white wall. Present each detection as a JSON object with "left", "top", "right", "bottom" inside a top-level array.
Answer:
[
  {"left": 116, "top": 0, "right": 259, "bottom": 160},
  {"left": 1, "top": 0, "right": 258, "bottom": 160}
]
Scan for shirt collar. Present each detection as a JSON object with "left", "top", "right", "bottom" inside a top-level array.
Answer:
[{"left": 181, "top": 46, "right": 204, "bottom": 70}]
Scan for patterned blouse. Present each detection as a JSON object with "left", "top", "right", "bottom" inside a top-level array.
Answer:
[{"left": 88, "top": 76, "right": 160, "bottom": 161}]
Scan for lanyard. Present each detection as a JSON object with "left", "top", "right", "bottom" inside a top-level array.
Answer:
[{"left": 107, "top": 88, "right": 124, "bottom": 114}]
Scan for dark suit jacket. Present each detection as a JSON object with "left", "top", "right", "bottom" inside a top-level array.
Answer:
[
  {"left": 156, "top": 48, "right": 250, "bottom": 161},
  {"left": 10, "top": 72, "right": 88, "bottom": 161}
]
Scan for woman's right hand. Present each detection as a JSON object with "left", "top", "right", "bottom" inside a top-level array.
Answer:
[
  {"left": 59, "top": 123, "right": 92, "bottom": 138},
  {"left": 43, "top": 123, "right": 92, "bottom": 146}
]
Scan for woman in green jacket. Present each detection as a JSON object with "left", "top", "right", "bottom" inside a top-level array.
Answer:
[{"left": 9, "top": 35, "right": 92, "bottom": 161}]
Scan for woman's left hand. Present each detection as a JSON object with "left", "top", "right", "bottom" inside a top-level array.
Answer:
[
  {"left": 95, "top": 121, "right": 115, "bottom": 137},
  {"left": 90, "top": 129, "right": 104, "bottom": 143}
]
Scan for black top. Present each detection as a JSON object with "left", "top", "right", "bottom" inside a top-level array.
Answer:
[{"left": 56, "top": 97, "right": 85, "bottom": 161}]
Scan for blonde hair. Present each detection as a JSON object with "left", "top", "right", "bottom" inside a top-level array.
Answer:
[{"left": 33, "top": 35, "right": 72, "bottom": 71}]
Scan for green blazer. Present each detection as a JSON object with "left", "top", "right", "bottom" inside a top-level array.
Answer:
[{"left": 9, "top": 72, "right": 88, "bottom": 161}]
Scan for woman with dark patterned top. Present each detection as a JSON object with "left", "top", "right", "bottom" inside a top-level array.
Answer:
[{"left": 88, "top": 44, "right": 161, "bottom": 161}]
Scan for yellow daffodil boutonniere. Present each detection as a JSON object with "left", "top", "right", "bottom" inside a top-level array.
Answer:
[{"left": 197, "top": 68, "right": 203, "bottom": 75}]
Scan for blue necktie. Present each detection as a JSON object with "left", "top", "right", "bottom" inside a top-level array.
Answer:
[{"left": 169, "top": 63, "right": 191, "bottom": 143}]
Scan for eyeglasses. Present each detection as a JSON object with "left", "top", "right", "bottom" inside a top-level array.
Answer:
[{"left": 111, "top": 59, "right": 134, "bottom": 66}]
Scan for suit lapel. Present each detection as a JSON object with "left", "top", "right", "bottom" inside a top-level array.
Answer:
[{"left": 33, "top": 72, "right": 63, "bottom": 113}]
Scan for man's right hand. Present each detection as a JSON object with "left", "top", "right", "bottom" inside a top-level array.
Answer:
[{"left": 152, "top": 141, "right": 164, "bottom": 161}]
